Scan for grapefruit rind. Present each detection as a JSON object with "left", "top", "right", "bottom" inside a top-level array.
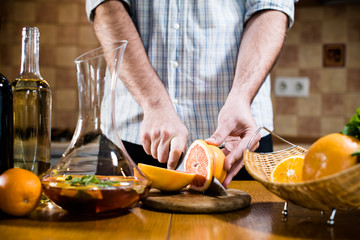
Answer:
[
  {"left": 208, "top": 145, "right": 226, "bottom": 184},
  {"left": 138, "top": 163, "right": 196, "bottom": 192}
]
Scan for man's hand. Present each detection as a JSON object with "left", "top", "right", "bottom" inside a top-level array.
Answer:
[
  {"left": 140, "top": 106, "right": 188, "bottom": 170},
  {"left": 206, "top": 99, "right": 260, "bottom": 187}
]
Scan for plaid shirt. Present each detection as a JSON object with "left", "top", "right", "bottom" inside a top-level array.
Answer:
[{"left": 86, "top": 0, "right": 295, "bottom": 146}]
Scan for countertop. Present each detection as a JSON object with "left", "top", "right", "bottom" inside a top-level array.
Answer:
[{"left": 1, "top": 181, "right": 359, "bottom": 240}]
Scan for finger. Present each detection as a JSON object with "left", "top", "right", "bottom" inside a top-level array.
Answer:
[
  {"left": 205, "top": 126, "right": 230, "bottom": 147},
  {"left": 167, "top": 137, "right": 187, "bottom": 170},
  {"left": 222, "top": 159, "right": 244, "bottom": 187},
  {"left": 150, "top": 130, "right": 161, "bottom": 159},
  {"left": 141, "top": 132, "right": 151, "bottom": 155},
  {"left": 157, "top": 138, "right": 171, "bottom": 164}
]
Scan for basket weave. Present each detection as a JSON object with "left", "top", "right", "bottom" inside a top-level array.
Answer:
[{"left": 244, "top": 127, "right": 360, "bottom": 211}]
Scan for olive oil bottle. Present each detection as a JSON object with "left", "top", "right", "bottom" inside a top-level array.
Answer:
[
  {"left": 12, "top": 27, "right": 52, "bottom": 176},
  {"left": 0, "top": 73, "right": 13, "bottom": 174}
]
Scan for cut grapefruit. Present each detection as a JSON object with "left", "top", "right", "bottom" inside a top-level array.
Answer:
[
  {"left": 183, "top": 140, "right": 214, "bottom": 191},
  {"left": 138, "top": 163, "right": 196, "bottom": 192}
]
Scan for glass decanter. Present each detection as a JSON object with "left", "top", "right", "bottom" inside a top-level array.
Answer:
[{"left": 40, "top": 41, "right": 150, "bottom": 215}]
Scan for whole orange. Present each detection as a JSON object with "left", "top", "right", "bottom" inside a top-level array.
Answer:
[
  {"left": 0, "top": 168, "right": 42, "bottom": 216},
  {"left": 303, "top": 133, "right": 360, "bottom": 181}
]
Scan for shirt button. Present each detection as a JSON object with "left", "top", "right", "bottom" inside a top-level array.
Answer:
[
  {"left": 173, "top": 23, "right": 180, "bottom": 30},
  {"left": 172, "top": 61, "right": 179, "bottom": 68},
  {"left": 173, "top": 99, "right": 179, "bottom": 105}
]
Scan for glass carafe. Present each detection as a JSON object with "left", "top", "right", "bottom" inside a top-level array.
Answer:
[{"left": 40, "top": 41, "right": 150, "bottom": 215}]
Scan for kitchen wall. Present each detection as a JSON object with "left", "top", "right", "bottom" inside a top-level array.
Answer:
[
  {"left": 0, "top": 1, "right": 359, "bottom": 141},
  {"left": 272, "top": 5, "right": 360, "bottom": 141},
  {"left": 0, "top": 0, "right": 99, "bottom": 130}
]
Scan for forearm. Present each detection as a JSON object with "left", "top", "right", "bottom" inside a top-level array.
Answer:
[
  {"left": 230, "top": 10, "right": 288, "bottom": 105},
  {"left": 93, "top": 0, "right": 173, "bottom": 112}
]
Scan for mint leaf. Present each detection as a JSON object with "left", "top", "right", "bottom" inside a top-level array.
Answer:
[
  {"left": 341, "top": 108, "right": 360, "bottom": 140},
  {"left": 65, "top": 175, "right": 121, "bottom": 188}
]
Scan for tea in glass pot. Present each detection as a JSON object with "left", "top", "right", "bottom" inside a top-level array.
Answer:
[{"left": 41, "top": 41, "right": 150, "bottom": 215}]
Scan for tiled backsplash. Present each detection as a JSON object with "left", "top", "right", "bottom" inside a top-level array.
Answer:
[
  {"left": 0, "top": 0, "right": 99, "bottom": 130},
  {"left": 272, "top": 5, "right": 360, "bottom": 140},
  {"left": 0, "top": 1, "right": 359, "bottom": 141}
]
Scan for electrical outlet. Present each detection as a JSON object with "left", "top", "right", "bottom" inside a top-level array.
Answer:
[{"left": 274, "top": 77, "right": 310, "bottom": 97}]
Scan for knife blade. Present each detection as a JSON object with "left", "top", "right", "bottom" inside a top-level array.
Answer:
[{"left": 204, "top": 177, "right": 228, "bottom": 196}]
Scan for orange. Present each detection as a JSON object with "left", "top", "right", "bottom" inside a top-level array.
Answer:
[
  {"left": 0, "top": 168, "right": 42, "bottom": 216},
  {"left": 208, "top": 145, "right": 226, "bottom": 184},
  {"left": 138, "top": 163, "right": 196, "bottom": 192},
  {"left": 270, "top": 155, "right": 304, "bottom": 183},
  {"left": 303, "top": 133, "right": 360, "bottom": 181},
  {"left": 183, "top": 140, "right": 214, "bottom": 191}
]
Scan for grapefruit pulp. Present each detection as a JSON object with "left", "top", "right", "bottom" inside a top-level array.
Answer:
[{"left": 183, "top": 140, "right": 215, "bottom": 191}]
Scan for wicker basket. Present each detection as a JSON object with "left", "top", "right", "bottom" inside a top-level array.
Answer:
[{"left": 244, "top": 127, "right": 360, "bottom": 211}]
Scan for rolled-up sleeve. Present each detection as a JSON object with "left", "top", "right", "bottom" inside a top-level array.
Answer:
[
  {"left": 244, "top": 0, "right": 296, "bottom": 29},
  {"left": 86, "top": 0, "right": 132, "bottom": 22}
]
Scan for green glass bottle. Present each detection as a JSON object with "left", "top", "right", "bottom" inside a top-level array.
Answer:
[{"left": 0, "top": 73, "right": 13, "bottom": 174}]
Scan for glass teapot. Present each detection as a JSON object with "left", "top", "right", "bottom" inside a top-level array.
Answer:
[{"left": 41, "top": 41, "right": 150, "bottom": 215}]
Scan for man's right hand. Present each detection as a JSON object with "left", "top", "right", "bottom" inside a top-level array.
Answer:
[{"left": 140, "top": 105, "right": 188, "bottom": 170}]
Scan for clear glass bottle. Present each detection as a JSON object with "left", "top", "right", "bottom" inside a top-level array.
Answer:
[
  {"left": 12, "top": 27, "right": 52, "bottom": 176},
  {"left": 0, "top": 73, "right": 13, "bottom": 174}
]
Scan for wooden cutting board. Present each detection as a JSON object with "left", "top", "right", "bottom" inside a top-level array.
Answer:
[{"left": 141, "top": 188, "right": 251, "bottom": 213}]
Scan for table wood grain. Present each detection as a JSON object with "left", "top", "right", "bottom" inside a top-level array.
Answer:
[{"left": 0, "top": 181, "right": 359, "bottom": 240}]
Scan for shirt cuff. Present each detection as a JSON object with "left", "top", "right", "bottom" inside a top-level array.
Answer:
[{"left": 244, "top": 0, "right": 296, "bottom": 29}]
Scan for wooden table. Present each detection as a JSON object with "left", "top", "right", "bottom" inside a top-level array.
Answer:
[{"left": 1, "top": 181, "right": 359, "bottom": 240}]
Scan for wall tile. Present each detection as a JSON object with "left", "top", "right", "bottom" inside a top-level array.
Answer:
[
  {"left": 322, "top": 93, "right": 345, "bottom": 116},
  {"left": 58, "top": 3, "right": 79, "bottom": 24},
  {"left": 38, "top": 24, "right": 57, "bottom": 45},
  {"left": 300, "top": 21, "right": 322, "bottom": 43},
  {"left": 56, "top": 46, "right": 78, "bottom": 67},
  {"left": 57, "top": 25, "right": 78, "bottom": 45},
  {"left": 36, "top": 2, "right": 57, "bottom": 23},
  {"left": 79, "top": 25, "right": 99, "bottom": 45},
  {"left": 41, "top": 66, "right": 56, "bottom": 88},
  {"left": 40, "top": 45, "right": 56, "bottom": 66},
  {"left": 274, "top": 98, "right": 298, "bottom": 115},
  {"left": 54, "top": 89, "right": 77, "bottom": 111},
  {"left": 53, "top": 111, "right": 78, "bottom": 129},
  {"left": 286, "top": 23, "right": 300, "bottom": 44},
  {"left": 296, "top": 7, "right": 324, "bottom": 21},
  {"left": 56, "top": 67, "right": 78, "bottom": 88},
  {"left": 299, "top": 68, "right": 321, "bottom": 93},
  {"left": 298, "top": 44, "right": 322, "bottom": 68},
  {"left": 323, "top": 7, "right": 347, "bottom": 20},
  {"left": 344, "top": 93, "right": 360, "bottom": 119},
  {"left": 277, "top": 45, "right": 298, "bottom": 68},
  {"left": 298, "top": 116, "right": 320, "bottom": 137},
  {"left": 322, "top": 20, "right": 347, "bottom": 43},
  {"left": 347, "top": 68, "right": 360, "bottom": 92},
  {"left": 320, "top": 117, "right": 345, "bottom": 136},
  {"left": 348, "top": 20, "right": 360, "bottom": 42},
  {"left": 320, "top": 68, "right": 347, "bottom": 93},
  {"left": 347, "top": 6, "right": 360, "bottom": 18},
  {"left": 10, "top": 45, "right": 21, "bottom": 65},
  {"left": 13, "top": 2, "right": 36, "bottom": 23},
  {"left": 298, "top": 93, "right": 322, "bottom": 117},
  {"left": 274, "top": 115, "right": 297, "bottom": 136},
  {"left": 347, "top": 43, "right": 360, "bottom": 68}
]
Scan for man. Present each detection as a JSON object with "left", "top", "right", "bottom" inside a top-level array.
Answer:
[{"left": 86, "top": 0, "right": 295, "bottom": 187}]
